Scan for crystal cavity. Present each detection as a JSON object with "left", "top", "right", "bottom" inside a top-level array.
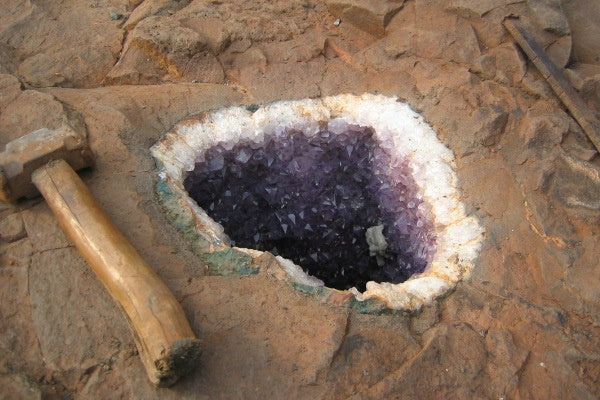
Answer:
[{"left": 151, "top": 94, "right": 484, "bottom": 311}]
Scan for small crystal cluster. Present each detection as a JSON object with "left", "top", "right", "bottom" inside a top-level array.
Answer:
[{"left": 184, "top": 123, "right": 435, "bottom": 291}]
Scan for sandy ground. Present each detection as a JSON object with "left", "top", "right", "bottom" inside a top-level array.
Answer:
[{"left": 1, "top": 0, "right": 600, "bottom": 399}]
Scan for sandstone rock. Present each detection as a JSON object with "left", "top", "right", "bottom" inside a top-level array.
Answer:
[
  {"left": 445, "top": 0, "right": 523, "bottom": 17},
  {"left": 325, "top": 0, "right": 405, "bottom": 37},
  {"left": 549, "top": 153, "right": 600, "bottom": 212},
  {"left": 565, "top": 64, "right": 600, "bottom": 111},
  {"left": 320, "top": 58, "right": 368, "bottom": 95},
  {"left": 545, "top": 34, "right": 572, "bottom": 68},
  {"left": 260, "top": 33, "right": 325, "bottom": 64},
  {"left": 124, "top": 0, "right": 179, "bottom": 30},
  {"left": 18, "top": 45, "right": 118, "bottom": 88},
  {"left": 562, "top": 0, "right": 600, "bottom": 64},
  {"left": 106, "top": 16, "right": 224, "bottom": 85},
  {"left": 0, "top": 238, "right": 32, "bottom": 268},
  {"left": 459, "top": 158, "right": 517, "bottom": 219},
  {"left": 21, "top": 204, "right": 70, "bottom": 252},
  {"left": 471, "top": 54, "right": 497, "bottom": 81},
  {"left": 410, "top": 302, "right": 439, "bottom": 334},
  {"left": 518, "top": 349, "right": 597, "bottom": 400},
  {"left": 354, "top": 41, "right": 416, "bottom": 71},
  {"left": 173, "top": 276, "right": 350, "bottom": 398},
  {"left": 351, "top": 324, "right": 487, "bottom": 399},
  {"left": 179, "top": 17, "right": 231, "bottom": 54},
  {"left": 227, "top": 39, "right": 252, "bottom": 54},
  {"left": 477, "top": 106, "right": 509, "bottom": 147},
  {"left": 0, "top": 46, "right": 14, "bottom": 75},
  {"left": 175, "top": 0, "right": 316, "bottom": 43},
  {"left": 47, "top": 83, "right": 247, "bottom": 150},
  {"left": 382, "top": 28, "right": 414, "bottom": 59},
  {"left": 520, "top": 106, "right": 570, "bottom": 152},
  {"left": 467, "top": 3, "right": 528, "bottom": 49},
  {"left": 0, "top": 265, "right": 44, "bottom": 376},
  {"left": 17, "top": 53, "right": 65, "bottom": 88},
  {"left": 414, "top": 5, "right": 481, "bottom": 65},
  {"left": 4, "top": 1, "right": 123, "bottom": 88},
  {"left": 568, "top": 68, "right": 590, "bottom": 92},
  {"left": 490, "top": 43, "right": 526, "bottom": 85},
  {"left": 232, "top": 47, "right": 267, "bottom": 70},
  {"left": 0, "top": 90, "right": 67, "bottom": 150},
  {"left": 527, "top": 0, "right": 570, "bottom": 36},
  {"left": 0, "top": 267, "right": 28, "bottom": 322},
  {"left": 323, "top": 313, "right": 419, "bottom": 399},
  {"left": 0, "top": 373, "right": 41, "bottom": 400},
  {"left": 504, "top": 11, "right": 572, "bottom": 69},
  {"left": 131, "top": 16, "right": 205, "bottom": 55},
  {"left": 569, "top": 148, "right": 598, "bottom": 162},
  {"left": 238, "top": 58, "right": 324, "bottom": 103},
  {"left": 176, "top": 52, "right": 225, "bottom": 83},
  {"left": 0, "top": 74, "right": 21, "bottom": 111},
  {"left": 102, "top": 46, "right": 165, "bottom": 86},
  {"left": 427, "top": 80, "right": 514, "bottom": 157},
  {"left": 566, "top": 234, "right": 600, "bottom": 314},
  {"left": 0, "top": 213, "right": 25, "bottom": 243},
  {"left": 29, "top": 247, "right": 130, "bottom": 372},
  {"left": 0, "top": 0, "right": 33, "bottom": 35},
  {"left": 484, "top": 329, "right": 529, "bottom": 398}
]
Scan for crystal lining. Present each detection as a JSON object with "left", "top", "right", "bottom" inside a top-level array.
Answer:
[
  {"left": 151, "top": 94, "right": 484, "bottom": 311},
  {"left": 183, "top": 123, "right": 436, "bottom": 290}
]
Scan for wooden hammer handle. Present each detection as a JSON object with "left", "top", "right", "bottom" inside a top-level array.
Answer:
[{"left": 31, "top": 159, "right": 201, "bottom": 387}]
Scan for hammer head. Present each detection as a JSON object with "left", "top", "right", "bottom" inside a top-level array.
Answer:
[{"left": 0, "top": 125, "right": 94, "bottom": 203}]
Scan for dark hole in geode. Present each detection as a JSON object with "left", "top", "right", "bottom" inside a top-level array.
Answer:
[{"left": 184, "top": 124, "right": 436, "bottom": 291}]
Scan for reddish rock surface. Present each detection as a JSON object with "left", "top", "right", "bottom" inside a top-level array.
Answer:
[{"left": 1, "top": 0, "right": 599, "bottom": 399}]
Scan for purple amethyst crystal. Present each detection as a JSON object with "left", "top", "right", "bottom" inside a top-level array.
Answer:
[{"left": 184, "top": 124, "right": 436, "bottom": 291}]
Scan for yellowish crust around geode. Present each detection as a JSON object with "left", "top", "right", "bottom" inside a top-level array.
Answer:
[{"left": 151, "top": 94, "right": 484, "bottom": 311}]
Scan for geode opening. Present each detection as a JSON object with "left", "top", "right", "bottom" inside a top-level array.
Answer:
[
  {"left": 151, "top": 94, "right": 484, "bottom": 311},
  {"left": 183, "top": 123, "right": 435, "bottom": 291}
]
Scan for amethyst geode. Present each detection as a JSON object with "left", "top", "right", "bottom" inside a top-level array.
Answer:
[
  {"left": 183, "top": 124, "right": 435, "bottom": 290},
  {"left": 151, "top": 94, "right": 484, "bottom": 311}
]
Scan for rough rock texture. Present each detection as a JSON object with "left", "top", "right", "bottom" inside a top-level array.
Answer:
[
  {"left": 563, "top": 0, "right": 600, "bottom": 64},
  {"left": 1, "top": 0, "right": 123, "bottom": 88},
  {"left": 0, "top": 89, "right": 67, "bottom": 150},
  {"left": 0, "top": 0, "right": 599, "bottom": 398},
  {"left": 0, "top": 212, "right": 25, "bottom": 243},
  {"left": 105, "top": 16, "right": 225, "bottom": 85},
  {"left": 325, "top": 0, "right": 405, "bottom": 37}
]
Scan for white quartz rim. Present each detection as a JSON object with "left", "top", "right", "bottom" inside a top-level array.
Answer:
[{"left": 151, "top": 93, "right": 484, "bottom": 311}]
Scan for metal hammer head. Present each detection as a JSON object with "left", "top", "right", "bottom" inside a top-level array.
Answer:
[{"left": 0, "top": 125, "right": 94, "bottom": 203}]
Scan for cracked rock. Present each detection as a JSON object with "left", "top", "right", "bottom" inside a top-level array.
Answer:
[
  {"left": 21, "top": 204, "right": 70, "bottom": 252},
  {"left": 29, "top": 247, "right": 129, "bottom": 371},
  {"left": 325, "top": 0, "right": 405, "bottom": 37},
  {"left": 179, "top": 17, "right": 232, "bottom": 54},
  {"left": 0, "top": 213, "right": 25, "bottom": 243},
  {"left": 445, "top": 0, "right": 523, "bottom": 17},
  {"left": 106, "top": 16, "right": 224, "bottom": 85},
  {"left": 0, "top": 237, "right": 33, "bottom": 268},
  {"left": 0, "top": 74, "right": 21, "bottom": 111},
  {"left": 0, "top": 90, "right": 67, "bottom": 150},
  {"left": 0, "top": 373, "right": 41, "bottom": 400},
  {"left": 548, "top": 153, "right": 600, "bottom": 212},
  {"left": 527, "top": 0, "right": 570, "bottom": 36}
]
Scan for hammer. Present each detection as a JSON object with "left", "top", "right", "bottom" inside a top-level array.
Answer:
[{"left": 0, "top": 125, "right": 201, "bottom": 387}]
